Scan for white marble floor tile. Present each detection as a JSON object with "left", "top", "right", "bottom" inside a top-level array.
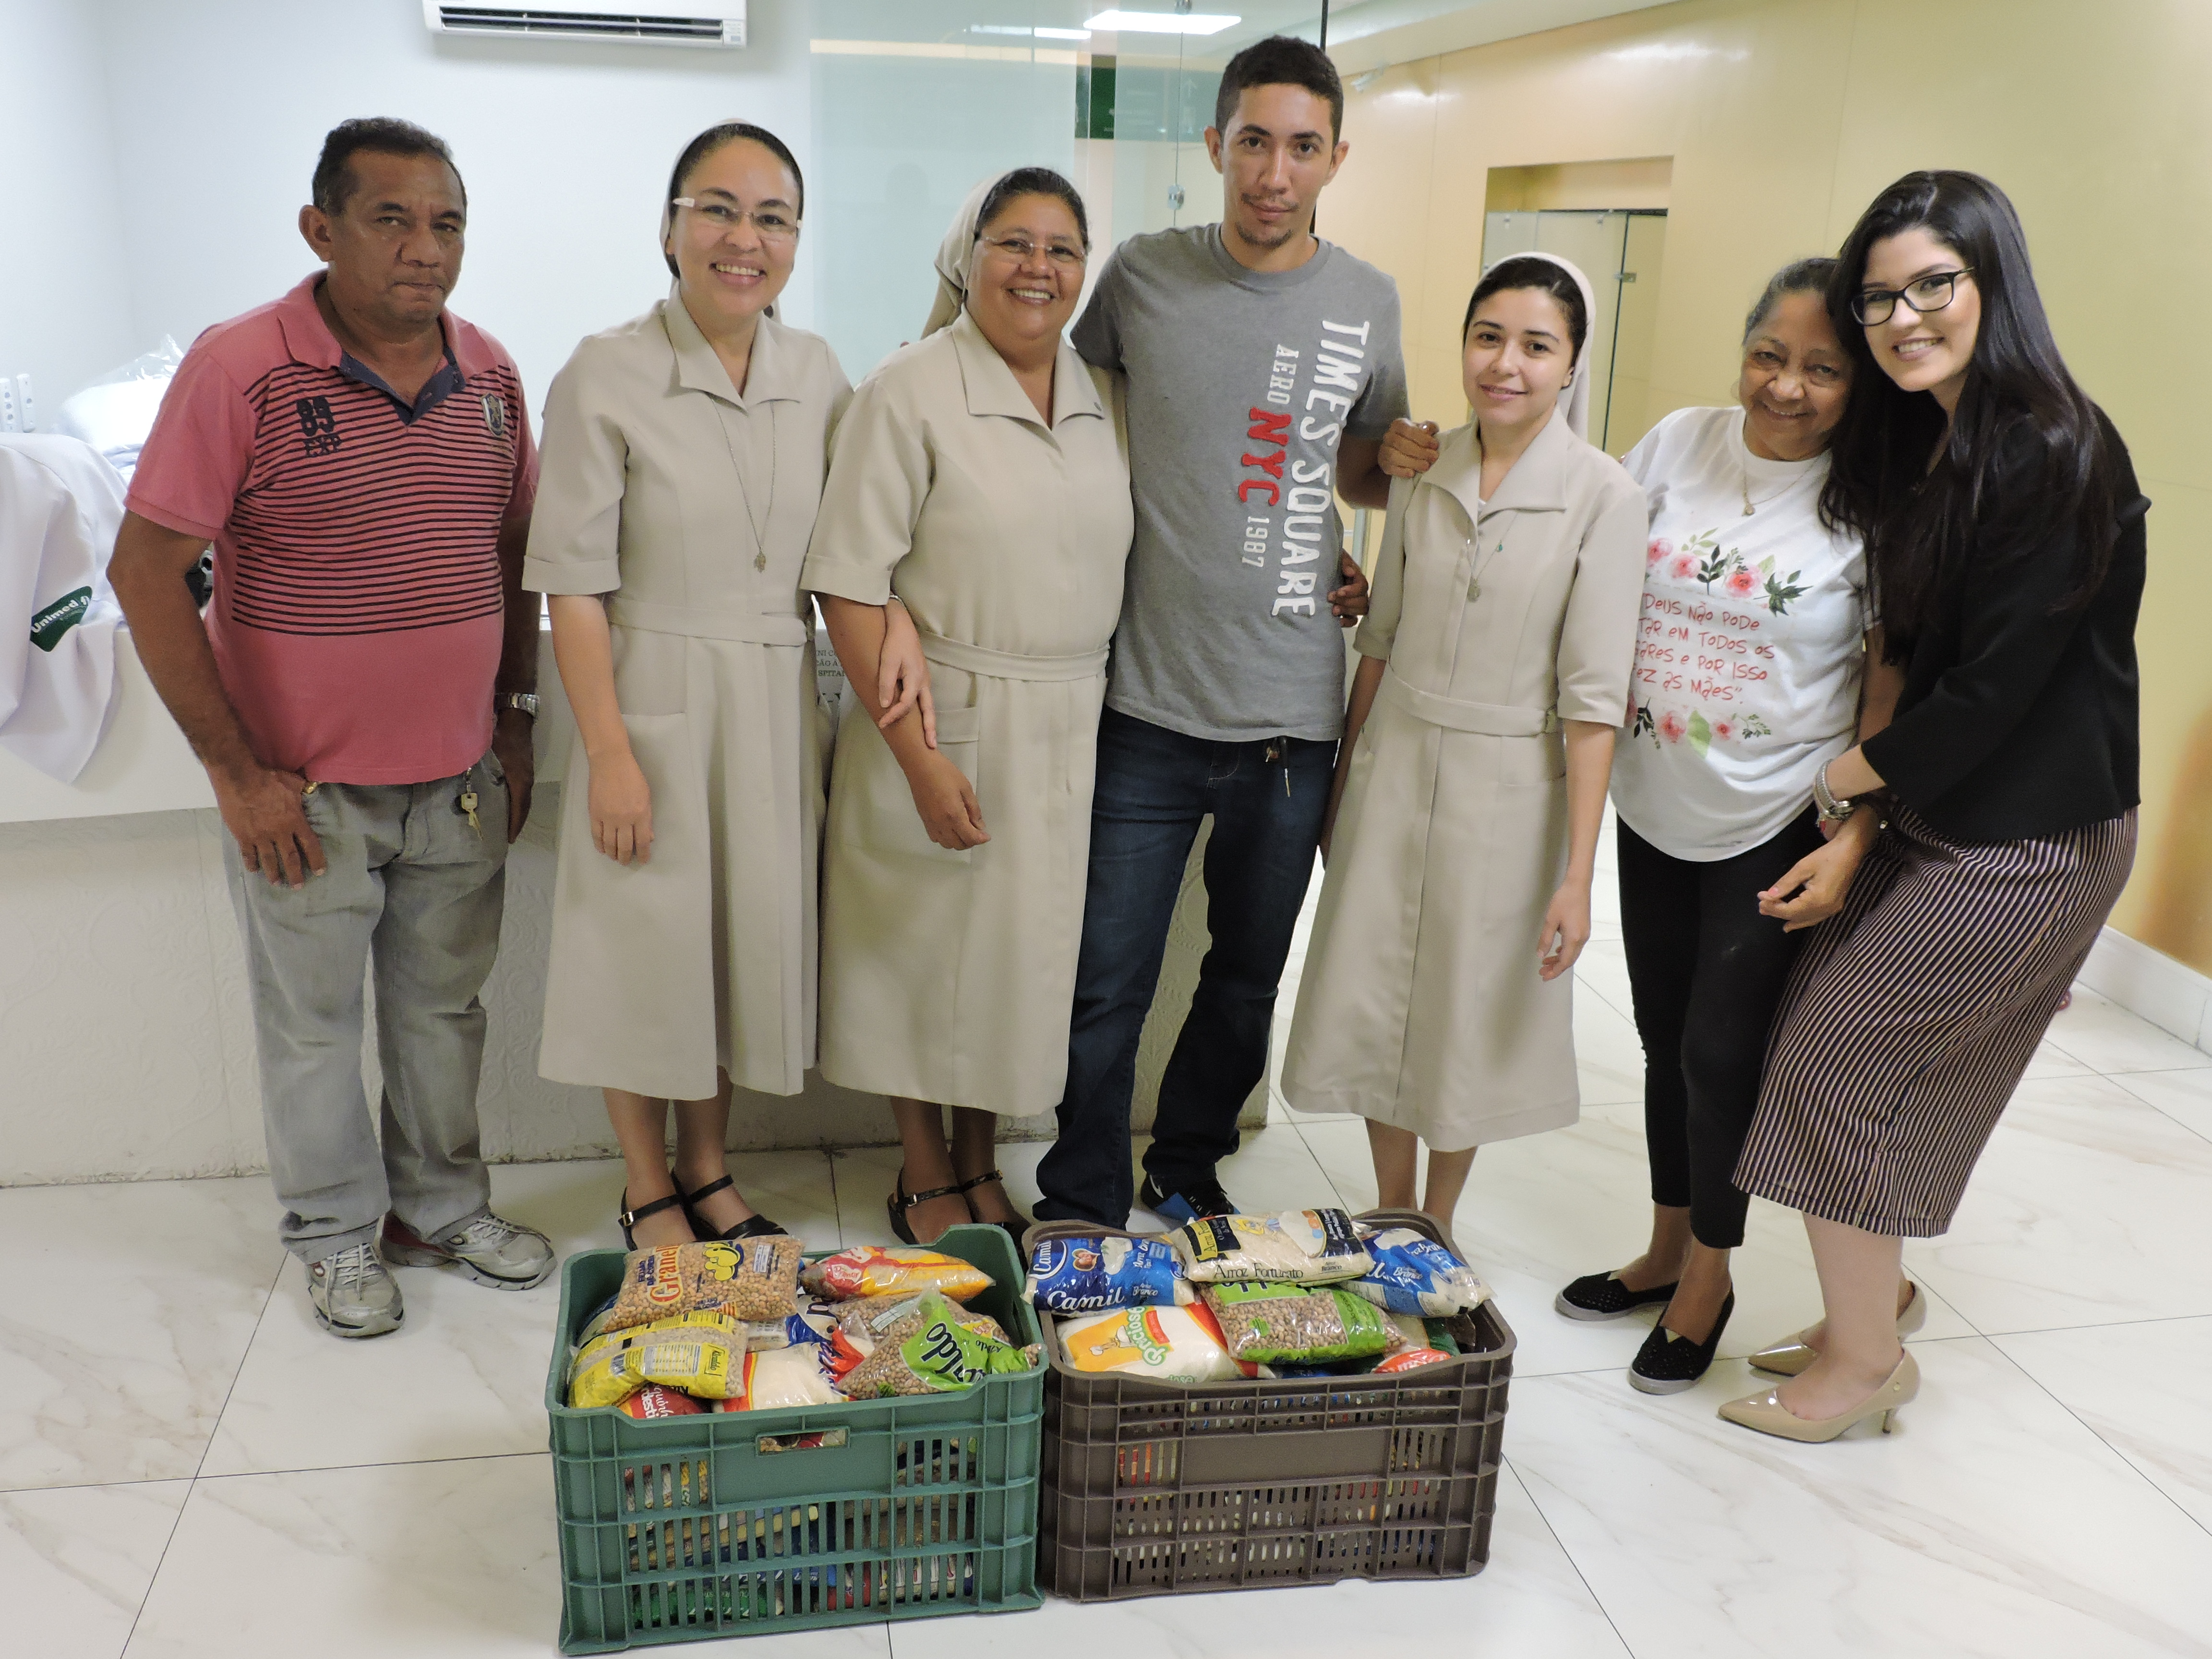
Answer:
[
  {"left": 2107, "top": 1065, "right": 2212, "bottom": 1143},
  {"left": 1996, "top": 1315, "right": 2212, "bottom": 1533},
  {"left": 1909, "top": 1074, "right": 2212, "bottom": 1334},
  {"left": 1573, "top": 937, "right": 1635, "bottom": 1022},
  {"left": 1572, "top": 991, "right": 1646, "bottom": 1108},
  {"left": 887, "top": 1462, "right": 1628, "bottom": 1659},
  {"left": 1507, "top": 1337, "right": 2212, "bottom": 1659},
  {"left": 2, "top": 1479, "right": 190, "bottom": 1659},
  {"left": 124, "top": 1453, "right": 892, "bottom": 1659},
  {"left": 2021, "top": 1038, "right": 2097, "bottom": 1081},
  {"left": 0, "top": 1177, "right": 281, "bottom": 1491},
  {"left": 2042, "top": 985, "right": 2210, "bottom": 1074}
]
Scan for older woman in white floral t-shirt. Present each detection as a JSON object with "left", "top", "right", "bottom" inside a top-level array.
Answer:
[{"left": 1551, "top": 258, "right": 1904, "bottom": 1395}]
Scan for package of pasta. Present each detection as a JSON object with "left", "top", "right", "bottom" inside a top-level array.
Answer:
[
  {"left": 1173, "top": 1209, "right": 1372, "bottom": 1286},
  {"left": 800, "top": 1245, "right": 992, "bottom": 1303},
  {"left": 1027, "top": 1235, "right": 1196, "bottom": 1312},
  {"left": 602, "top": 1237, "right": 803, "bottom": 1334},
  {"left": 840, "top": 1293, "right": 1038, "bottom": 1398},
  {"left": 1201, "top": 1280, "right": 1392, "bottom": 1366},
  {"left": 1344, "top": 1227, "right": 1490, "bottom": 1317},
  {"left": 618, "top": 1384, "right": 706, "bottom": 1419},
  {"left": 837, "top": 1296, "right": 1019, "bottom": 1398},
  {"left": 1056, "top": 1302, "right": 1256, "bottom": 1383},
  {"left": 568, "top": 1310, "right": 746, "bottom": 1407}
]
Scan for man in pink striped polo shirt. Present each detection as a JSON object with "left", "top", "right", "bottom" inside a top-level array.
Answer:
[{"left": 109, "top": 119, "right": 553, "bottom": 1339}]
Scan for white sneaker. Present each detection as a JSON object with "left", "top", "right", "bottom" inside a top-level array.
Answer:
[
  {"left": 307, "top": 1241, "right": 405, "bottom": 1339},
  {"left": 382, "top": 1211, "right": 555, "bottom": 1290}
]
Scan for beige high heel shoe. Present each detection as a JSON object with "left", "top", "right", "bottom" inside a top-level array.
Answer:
[
  {"left": 1747, "top": 1281, "right": 1925, "bottom": 1377},
  {"left": 1718, "top": 1348, "right": 1919, "bottom": 1443}
]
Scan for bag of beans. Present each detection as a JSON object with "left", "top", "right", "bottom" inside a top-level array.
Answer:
[
  {"left": 1172, "top": 1209, "right": 1372, "bottom": 1286},
  {"left": 602, "top": 1238, "right": 803, "bottom": 1333},
  {"left": 1201, "top": 1280, "right": 1392, "bottom": 1366},
  {"left": 838, "top": 1295, "right": 1034, "bottom": 1398}
]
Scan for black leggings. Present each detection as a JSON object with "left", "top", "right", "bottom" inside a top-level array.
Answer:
[{"left": 1617, "top": 810, "right": 1825, "bottom": 1249}]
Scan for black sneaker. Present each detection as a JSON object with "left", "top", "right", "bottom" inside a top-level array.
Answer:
[
  {"left": 1628, "top": 1292, "right": 1735, "bottom": 1395},
  {"left": 1138, "top": 1173, "right": 1237, "bottom": 1227},
  {"left": 1554, "top": 1269, "right": 1680, "bottom": 1322}
]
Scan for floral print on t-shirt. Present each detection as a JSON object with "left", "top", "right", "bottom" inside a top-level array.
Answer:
[{"left": 1630, "top": 525, "right": 1806, "bottom": 757}]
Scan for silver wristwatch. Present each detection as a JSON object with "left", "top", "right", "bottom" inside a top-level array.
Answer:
[
  {"left": 1811, "top": 761, "right": 1854, "bottom": 826},
  {"left": 498, "top": 691, "right": 540, "bottom": 719}
]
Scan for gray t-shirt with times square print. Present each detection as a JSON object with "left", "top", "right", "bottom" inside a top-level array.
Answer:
[{"left": 1073, "top": 224, "right": 1408, "bottom": 743}]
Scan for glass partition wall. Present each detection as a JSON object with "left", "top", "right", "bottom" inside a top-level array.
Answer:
[{"left": 807, "top": 2, "right": 1329, "bottom": 380}]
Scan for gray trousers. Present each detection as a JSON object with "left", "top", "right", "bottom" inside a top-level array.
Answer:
[{"left": 224, "top": 748, "right": 510, "bottom": 1262}]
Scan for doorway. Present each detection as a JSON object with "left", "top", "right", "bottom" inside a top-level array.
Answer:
[{"left": 1480, "top": 207, "right": 1668, "bottom": 455}]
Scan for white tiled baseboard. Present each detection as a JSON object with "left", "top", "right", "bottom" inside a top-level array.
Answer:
[{"left": 2077, "top": 927, "right": 2212, "bottom": 1057}]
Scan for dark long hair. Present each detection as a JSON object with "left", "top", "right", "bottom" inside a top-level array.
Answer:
[{"left": 1820, "top": 170, "right": 2116, "bottom": 656}]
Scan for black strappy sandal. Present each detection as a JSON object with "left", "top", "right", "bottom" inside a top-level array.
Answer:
[
  {"left": 955, "top": 1168, "right": 1030, "bottom": 1245},
  {"left": 619, "top": 1189, "right": 687, "bottom": 1250},
  {"left": 888, "top": 1173, "right": 967, "bottom": 1246},
  {"left": 677, "top": 1174, "right": 787, "bottom": 1241}
]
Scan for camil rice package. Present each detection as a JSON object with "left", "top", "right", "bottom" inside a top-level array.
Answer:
[
  {"left": 1173, "top": 1209, "right": 1373, "bottom": 1285},
  {"left": 1345, "top": 1227, "right": 1491, "bottom": 1317},
  {"left": 1057, "top": 1303, "right": 1256, "bottom": 1383},
  {"left": 1027, "top": 1235, "right": 1195, "bottom": 1312},
  {"left": 602, "top": 1237, "right": 803, "bottom": 1334},
  {"left": 1201, "top": 1280, "right": 1392, "bottom": 1366},
  {"left": 800, "top": 1245, "right": 992, "bottom": 1303}
]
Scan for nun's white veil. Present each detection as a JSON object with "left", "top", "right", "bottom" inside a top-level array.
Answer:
[{"left": 1480, "top": 250, "right": 1600, "bottom": 440}]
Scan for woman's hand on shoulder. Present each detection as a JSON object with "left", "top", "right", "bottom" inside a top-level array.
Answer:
[
  {"left": 905, "top": 750, "right": 989, "bottom": 850},
  {"left": 1758, "top": 808, "right": 1878, "bottom": 931},
  {"left": 588, "top": 746, "right": 653, "bottom": 865},
  {"left": 1380, "top": 419, "right": 1441, "bottom": 479}
]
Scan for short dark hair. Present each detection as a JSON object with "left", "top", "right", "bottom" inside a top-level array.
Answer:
[
  {"left": 663, "top": 121, "right": 805, "bottom": 277},
  {"left": 1743, "top": 256, "right": 1838, "bottom": 344},
  {"left": 312, "top": 118, "right": 464, "bottom": 217},
  {"left": 1214, "top": 36, "right": 1343, "bottom": 141},
  {"left": 977, "top": 167, "right": 1091, "bottom": 252},
  {"left": 1463, "top": 255, "right": 1588, "bottom": 363}
]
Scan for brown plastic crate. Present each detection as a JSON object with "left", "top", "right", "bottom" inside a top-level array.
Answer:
[{"left": 1030, "top": 1208, "right": 1513, "bottom": 1601}]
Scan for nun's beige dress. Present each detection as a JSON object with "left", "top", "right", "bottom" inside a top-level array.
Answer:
[
  {"left": 525, "top": 295, "right": 851, "bottom": 1101},
  {"left": 802, "top": 309, "right": 1132, "bottom": 1114},
  {"left": 1282, "top": 409, "right": 1646, "bottom": 1148}
]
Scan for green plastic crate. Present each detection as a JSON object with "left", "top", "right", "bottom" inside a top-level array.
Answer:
[{"left": 545, "top": 1224, "right": 1045, "bottom": 1652}]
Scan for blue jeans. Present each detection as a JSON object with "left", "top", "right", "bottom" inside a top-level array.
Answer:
[{"left": 1034, "top": 708, "right": 1334, "bottom": 1226}]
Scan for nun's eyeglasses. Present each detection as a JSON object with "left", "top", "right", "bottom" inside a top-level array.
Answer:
[
  {"left": 977, "top": 234, "right": 1086, "bottom": 269},
  {"left": 1850, "top": 268, "right": 1975, "bottom": 325},
  {"left": 672, "top": 198, "right": 800, "bottom": 241}
]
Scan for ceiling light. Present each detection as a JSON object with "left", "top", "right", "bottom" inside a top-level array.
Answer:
[
  {"left": 1084, "top": 10, "right": 1240, "bottom": 34},
  {"left": 1034, "top": 25, "right": 1092, "bottom": 38}
]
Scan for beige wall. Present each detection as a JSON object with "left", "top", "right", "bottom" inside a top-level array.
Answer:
[{"left": 1325, "top": 0, "right": 2212, "bottom": 970}]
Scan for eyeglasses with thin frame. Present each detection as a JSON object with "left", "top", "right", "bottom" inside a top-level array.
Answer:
[
  {"left": 976, "top": 233, "right": 1086, "bottom": 270},
  {"left": 1850, "top": 267, "right": 1975, "bottom": 326},
  {"left": 671, "top": 197, "right": 800, "bottom": 241}
]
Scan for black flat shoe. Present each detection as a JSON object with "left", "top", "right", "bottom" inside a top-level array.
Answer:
[
  {"left": 888, "top": 1173, "right": 965, "bottom": 1246},
  {"left": 1555, "top": 1269, "right": 1680, "bottom": 1322},
  {"left": 618, "top": 1189, "right": 687, "bottom": 1250},
  {"left": 676, "top": 1174, "right": 786, "bottom": 1241},
  {"left": 1628, "top": 1291, "right": 1735, "bottom": 1395},
  {"left": 955, "top": 1168, "right": 1030, "bottom": 1245}
]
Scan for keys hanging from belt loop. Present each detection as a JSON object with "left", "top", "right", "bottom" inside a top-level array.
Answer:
[{"left": 457, "top": 787, "right": 481, "bottom": 830}]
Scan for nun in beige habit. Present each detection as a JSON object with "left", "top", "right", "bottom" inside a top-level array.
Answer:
[
  {"left": 1281, "top": 252, "right": 1647, "bottom": 1228},
  {"left": 805, "top": 169, "right": 1133, "bottom": 1243}
]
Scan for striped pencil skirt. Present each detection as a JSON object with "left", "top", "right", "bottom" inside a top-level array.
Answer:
[{"left": 1735, "top": 805, "right": 2137, "bottom": 1238}]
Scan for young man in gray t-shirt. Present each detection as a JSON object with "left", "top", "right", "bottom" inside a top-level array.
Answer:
[{"left": 1034, "top": 36, "right": 1409, "bottom": 1228}]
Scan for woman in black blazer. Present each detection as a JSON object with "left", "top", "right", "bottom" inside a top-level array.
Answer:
[{"left": 1718, "top": 170, "right": 2147, "bottom": 1443}]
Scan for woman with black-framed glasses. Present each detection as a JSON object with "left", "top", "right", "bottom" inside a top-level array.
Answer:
[{"left": 1718, "top": 170, "right": 2147, "bottom": 1443}]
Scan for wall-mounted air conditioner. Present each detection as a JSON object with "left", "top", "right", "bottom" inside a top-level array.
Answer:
[{"left": 421, "top": 1, "right": 747, "bottom": 48}]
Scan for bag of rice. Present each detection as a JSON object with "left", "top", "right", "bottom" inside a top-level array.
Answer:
[
  {"left": 1056, "top": 1303, "right": 1255, "bottom": 1382},
  {"left": 569, "top": 1310, "right": 747, "bottom": 1407},
  {"left": 1026, "top": 1235, "right": 1195, "bottom": 1312},
  {"left": 713, "top": 1345, "right": 844, "bottom": 1411},
  {"left": 602, "top": 1237, "right": 803, "bottom": 1333},
  {"left": 801, "top": 1245, "right": 992, "bottom": 1303},
  {"left": 1344, "top": 1227, "right": 1489, "bottom": 1317},
  {"left": 1201, "top": 1280, "right": 1392, "bottom": 1365},
  {"left": 842, "top": 1294, "right": 1039, "bottom": 1398},
  {"left": 1172, "top": 1209, "right": 1372, "bottom": 1285},
  {"left": 836, "top": 1299, "right": 1012, "bottom": 1399}
]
